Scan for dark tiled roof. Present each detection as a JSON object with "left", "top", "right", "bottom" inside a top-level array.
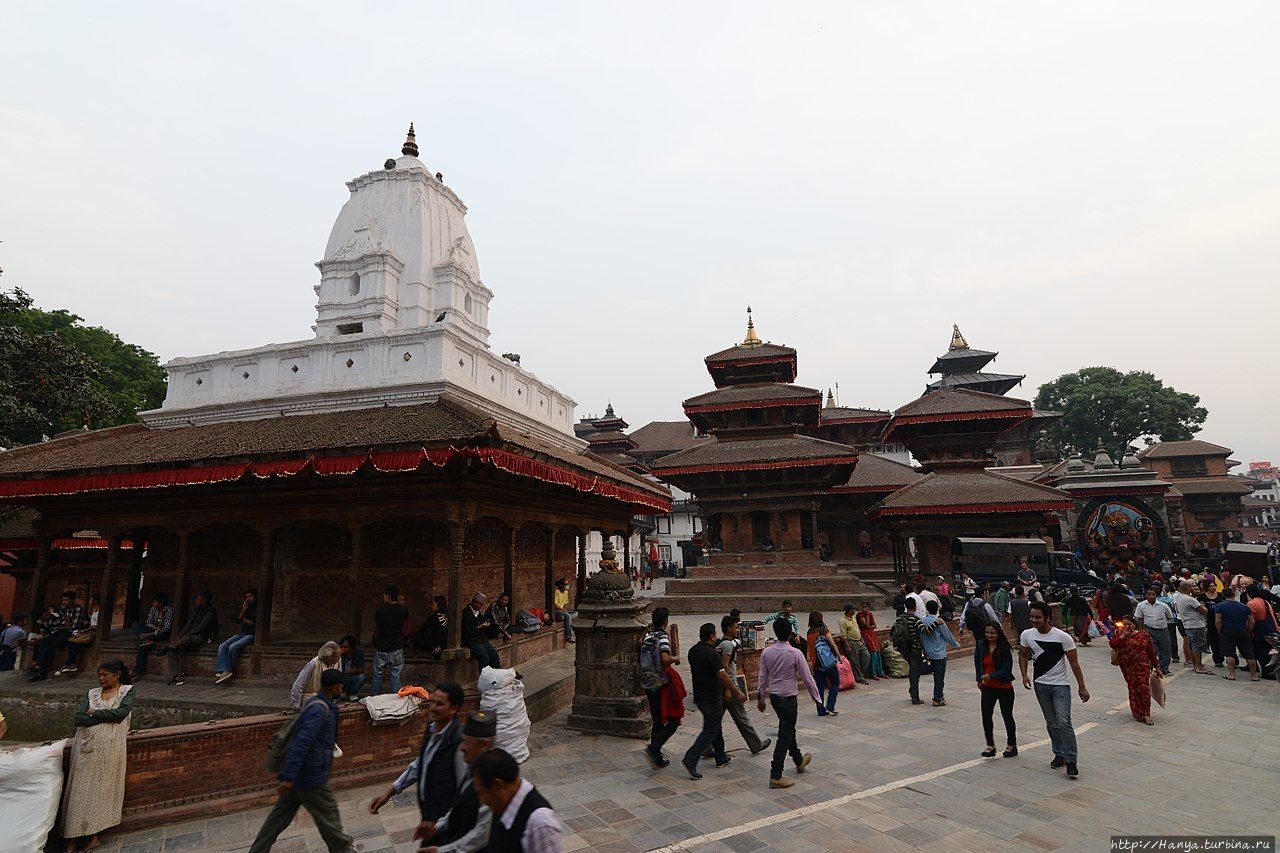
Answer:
[
  {"left": 927, "top": 348, "right": 997, "bottom": 376},
  {"left": 820, "top": 407, "right": 891, "bottom": 422},
  {"left": 832, "top": 454, "right": 922, "bottom": 492},
  {"left": 872, "top": 470, "right": 1072, "bottom": 513},
  {"left": 926, "top": 372, "right": 1025, "bottom": 392},
  {"left": 684, "top": 384, "right": 820, "bottom": 408},
  {"left": 629, "top": 421, "right": 709, "bottom": 455},
  {"left": 1137, "top": 440, "right": 1234, "bottom": 459},
  {"left": 652, "top": 435, "right": 858, "bottom": 472},
  {"left": 1166, "top": 476, "right": 1255, "bottom": 496},
  {"left": 704, "top": 342, "right": 796, "bottom": 363},
  {"left": 893, "top": 388, "right": 1032, "bottom": 419},
  {"left": 986, "top": 465, "right": 1049, "bottom": 482}
]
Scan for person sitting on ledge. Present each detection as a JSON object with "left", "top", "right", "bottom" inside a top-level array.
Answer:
[
  {"left": 337, "top": 634, "right": 366, "bottom": 702},
  {"left": 214, "top": 587, "right": 258, "bottom": 685},
  {"left": 487, "top": 591, "right": 514, "bottom": 643},
  {"left": 463, "top": 593, "right": 502, "bottom": 674},
  {"left": 130, "top": 592, "right": 173, "bottom": 679},
  {"left": 760, "top": 534, "right": 776, "bottom": 552},
  {"left": 27, "top": 590, "right": 89, "bottom": 681},
  {"left": 291, "top": 641, "right": 342, "bottom": 709},
  {"left": 552, "top": 579, "right": 575, "bottom": 644},
  {"left": 155, "top": 591, "right": 219, "bottom": 687}
]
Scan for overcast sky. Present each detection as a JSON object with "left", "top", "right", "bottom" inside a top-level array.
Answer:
[{"left": 2, "top": 3, "right": 1277, "bottom": 465}]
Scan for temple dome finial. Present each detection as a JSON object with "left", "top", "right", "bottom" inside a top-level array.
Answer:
[
  {"left": 401, "top": 123, "right": 419, "bottom": 157},
  {"left": 825, "top": 388, "right": 835, "bottom": 409},
  {"left": 741, "top": 305, "right": 762, "bottom": 348},
  {"left": 949, "top": 324, "right": 969, "bottom": 351}
]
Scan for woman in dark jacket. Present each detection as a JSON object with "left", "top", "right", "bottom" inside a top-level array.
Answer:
[{"left": 973, "top": 621, "right": 1017, "bottom": 758}]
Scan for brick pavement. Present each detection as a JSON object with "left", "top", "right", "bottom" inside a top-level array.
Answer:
[{"left": 91, "top": 612, "right": 1280, "bottom": 852}]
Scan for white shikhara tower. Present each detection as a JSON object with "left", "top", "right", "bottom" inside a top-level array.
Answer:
[{"left": 145, "top": 125, "right": 578, "bottom": 445}]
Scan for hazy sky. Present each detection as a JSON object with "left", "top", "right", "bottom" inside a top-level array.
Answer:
[{"left": 3, "top": 3, "right": 1277, "bottom": 465}]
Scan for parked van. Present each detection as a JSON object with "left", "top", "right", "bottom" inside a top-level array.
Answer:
[{"left": 950, "top": 538, "right": 1099, "bottom": 593}]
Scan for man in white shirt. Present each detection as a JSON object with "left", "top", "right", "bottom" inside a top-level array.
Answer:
[
  {"left": 1172, "top": 581, "right": 1210, "bottom": 674},
  {"left": 1134, "top": 586, "right": 1174, "bottom": 675},
  {"left": 1019, "top": 601, "right": 1089, "bottom": 780},
  {"left": 471, "top": 748, "right": 564, "bottom": 853}
]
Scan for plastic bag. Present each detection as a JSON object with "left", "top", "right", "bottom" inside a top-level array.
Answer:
[
  {"left": 478, "top": 667, "right": 531, "bottom": 763},
  {"left": 1087, "top": 620, "right": 1102, "bottom": 639},
  {"left": 880, "top": 643, "right": 910, "bottom": 678},
  {"left": 836, "top": 655, "right": 856, "bottom": 691},
  {"left": 0, "top": 739, "right": 68, "bottom": 851}
]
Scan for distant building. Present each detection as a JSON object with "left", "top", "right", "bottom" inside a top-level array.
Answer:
[{"left": 1137, "top": 440, "right": 1254, "bottom": 554}]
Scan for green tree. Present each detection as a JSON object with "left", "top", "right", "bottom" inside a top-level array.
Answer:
[
  {"left": 0, "top": 272, "right": 165, "bottom": 446},
  {"left": 1034, "top": 367, "right": 1208, "bottom": 458}
]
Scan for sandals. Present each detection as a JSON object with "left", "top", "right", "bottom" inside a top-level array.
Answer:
[
  {"left": 1003, "top": 746, "right": 1018, "bottom": 757},
  {"left": 981, "top": 747, "right": 997, "bottom": 757},
  {"left": 1223, "top": 675, "right": 1237, "bottom": 680}
]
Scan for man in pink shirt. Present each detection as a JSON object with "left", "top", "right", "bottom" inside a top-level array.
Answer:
[{"left": 757, "top": 619, "right": 823, "bottom": 789}]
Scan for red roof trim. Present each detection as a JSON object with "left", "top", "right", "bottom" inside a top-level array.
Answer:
[
  {"left": 827, "top": 485, "right": 910, "bottom": 494},
  {"left": 684, "top": 397, "right": 820, "bottom": 415},
  {"left": 819, "top": 415, "right": 890, "bottom": 426},
  {"left": 892, "top": 408, "right": 1033, "bottom": 427},
  {"left": 653, "top": 455, "right": 858, "bottom": 476},
  {"left": 0, "top": 538, "right": 137, "bottom": 551},
  {"left": 1066, "top": 486, "right": 1171, "bottom": 498},
  {"left": 0, "top": 448, "right": 671, "bottom": 514},
  {"left": 871, "top": 500, "right": 1073, "bottom": 518}
]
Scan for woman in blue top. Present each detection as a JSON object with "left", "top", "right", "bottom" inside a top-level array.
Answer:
[{"left": 973, "top": 621, "right": 1017, "bottom": 758}]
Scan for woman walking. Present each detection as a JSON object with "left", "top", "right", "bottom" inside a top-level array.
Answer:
[
  {"left": 62, "top": 659, "right": 135, "bottom": 851},
  {"left": 1109, "top": 620, "right": 1161, "bottom": 724},
  {"left": 856, "top": 602, "right": 885, "bottom": 678},
  {"left": 973, "top": 622, "right": 1017, "bottom": 758},
  {"left": 806, "top": 612, "right": 840, "bottom": 716}
]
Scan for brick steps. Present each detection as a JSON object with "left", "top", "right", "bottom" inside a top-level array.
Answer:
[
  {"left": 665, "top": 575, "right": 867, "bottom": 595},
  {"left": 688, "top": 562, "right": 840, "bottom": 578},
  {"left": 649, "top": 590, "right": 886, "bottom": 615}
]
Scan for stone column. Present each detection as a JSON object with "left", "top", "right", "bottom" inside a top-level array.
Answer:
[
  {"left": 26, "top": 537, "right": 52, "bottom": 617},
  {"left": 566, "top": 537, "right": 650, "bottom": 738},
  {"left": 255, "top": 529, "right": 277, "bottom": 644},
  {"left": 346, "top": 526, "right": 364, "bottom": 640}
]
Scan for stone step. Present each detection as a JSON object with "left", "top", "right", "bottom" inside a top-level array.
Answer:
[
  {"left": 688, "top": 561, "right": 840, "bottom": 578},
  {"left": 649, "top": 591, "right": 888, "bottom": 615},
  {"left": 665, "top": 576, "right": 870, "bottom": 595},
  {"left": 708, "top": 550, "right": 823, "bottom": 567}
]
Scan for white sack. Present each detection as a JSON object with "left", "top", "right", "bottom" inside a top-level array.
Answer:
[
  {"left": 360, "top": 694, "right": 422, "bottom": 723},
  {"left": 478, "top": 667, "right": 531, "bottom": 763},
  {"left": 0, "top": 739, "right": 69, "bottom": 853}
]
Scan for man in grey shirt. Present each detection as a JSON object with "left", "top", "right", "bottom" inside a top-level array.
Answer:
[
  {"left": 705, "top": 616, "right": 770, "bottom": 757},
  {"left": 1172, "top": 581, "right": 1210, "bottom": 674}
]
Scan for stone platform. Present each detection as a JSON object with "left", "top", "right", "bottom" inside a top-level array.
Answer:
[{"left": 653, "top": 553, "right": 888, "bottom": 614}]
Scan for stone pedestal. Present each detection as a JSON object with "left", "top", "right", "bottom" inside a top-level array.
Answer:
[{"left": 565, "top": 562, "right": 651, "bottom": 739}]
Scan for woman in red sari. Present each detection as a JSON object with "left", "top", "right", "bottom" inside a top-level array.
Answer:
[
  {"left": 1109, "top": 619, "right": 1161, "bottom": 724},
  {"left": 855, "top": 601, "right": 885, "bottom": 678}
]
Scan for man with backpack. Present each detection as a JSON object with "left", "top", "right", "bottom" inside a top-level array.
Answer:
[
  {"left": 703, "top": 616, "right": 770, "bottom": 757},
  {"left": 249, "top": 668, "right": 355, "bottom": 852},
  {"left": 920, "top": 600, "right": 961, "bottom": 706},
  {"left": 640, "top": 608, "right": 681, "bottom": 769},
  {"left": 891, "top": 598, "right": 939, "bottom": 706}
]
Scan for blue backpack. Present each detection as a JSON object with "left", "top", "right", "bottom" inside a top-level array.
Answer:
[{"left": 815, "top": 636, "right": 839, "bottom": 671}]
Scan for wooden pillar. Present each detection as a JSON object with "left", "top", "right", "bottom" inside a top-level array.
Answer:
[
  {"left": 172, "top": 531, "right": 192, "bottom": 632},
  {"left": 123, "top": 531, "right": 146, "bottom": 626},
  {"left": 622, "top": 530, "right": 631, "bottom": 573},
  {"left": 346, "top": 526, "right": 364, "bottom": 640},
  {"left": 255, "top": 529, "right": 277, "bottom": 645},
  {"left": 26, "top": 538, "right": 52, "bottom": 618},
  {"left": 543, "top": 530, "right": 555, "bottom": 616},
  {"left": 576, "top": 532, "right": 587, "bottom": 606},
  {"left": 448, "top": 521, "right": 465, "bottom": 649},
  {"left": 810, "top": 507, "right": 820, "bottom": 551},
  {"left": 503, "top": 527, "right": 516, "bottom": 604},
  {"left": 97, "top": 536, "right": 121, "bottom": 641}
]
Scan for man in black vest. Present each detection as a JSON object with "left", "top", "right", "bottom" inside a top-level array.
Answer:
[
  {"left": 369, "top": 681, "right": 465, "bottom": 828},
  {"left": 415, "top": 709, "right": 497, "bottom": 852},
  {"left": 471, "top": 748, "right": 564, "bottom": 853}
]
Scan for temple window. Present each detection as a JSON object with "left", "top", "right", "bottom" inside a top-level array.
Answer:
[
  {"left": 465, "top": 293, "right": 473, "bottom": 313},
  {"left": 337, "top": 322, "right": 363, "bottom": 335},
  {"left": 349, "top": 273, "right": 361, "bottom": 296}
]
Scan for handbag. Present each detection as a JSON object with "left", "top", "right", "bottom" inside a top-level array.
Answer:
[
  {"left": 836, "top": 655, "right": 856, "bottom": 691},
  {"left": 1110, "top": 647, "right": 1120, "bottom": 666},
  {"left": 1150, "top": 670, "right": 1166, "bottom": 708},
  {"left": 67, "top": 631, "right": 96, "bottom": 646}
]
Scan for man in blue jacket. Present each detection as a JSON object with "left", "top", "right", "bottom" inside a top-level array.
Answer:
[{"left": 249, "top": 668, "right": 357, "bottom": 852}]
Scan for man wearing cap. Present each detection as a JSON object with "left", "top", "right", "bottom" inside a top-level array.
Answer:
[
  {"left": 836, "top": 604, "right": 871, "bottom": 684},
  {"left": 416, "top": 710, "right": 497, "bottom": 852},
  {"left": 371, "top": 681, "right": 466, "bottom": 825},
  {"left": 462, "top": 593, "right": 501, "bottom": 675},
  {"left": 249, "top": 668, "right": 356, "bottom": 852}
]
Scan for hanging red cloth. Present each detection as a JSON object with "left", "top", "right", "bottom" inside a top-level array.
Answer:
[{"left": 658, "top": 665, "right": 686, "bottom": 724}]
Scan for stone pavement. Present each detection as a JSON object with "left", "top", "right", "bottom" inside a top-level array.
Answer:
[{"left": 95, "top": 631, "right": 1279, "bottom": 853}]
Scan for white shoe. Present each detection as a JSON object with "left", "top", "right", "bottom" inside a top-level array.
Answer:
[
  {"left": 214, "top": 671, "right": 234, "bottom": 684},
  {"left": 58, "top": 664, "right": 78, "bottom": 675}
]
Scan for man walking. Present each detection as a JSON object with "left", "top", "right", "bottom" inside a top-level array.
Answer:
[
  {"left": 837, "top": 603, "right": 872, "bottom": 684},
  {"left": 989, "top": 582, "right": 1012, "bottom": 626},
  {"left": 1173, "top": 581, "right": 1211, "bottom": 674},
  {"left": 757, "top": 619, "right": 823, "bottom": 789},
  {"left": 682, "top": 622, "right": 748, "bottom": 779},
  {"left": 371, "top": 585, "right": 409, "bottom": 694},
  {"left": 249, "top": 669, "right": 356, "bottom": 852},
  {"left": 891, "top": 598, "right": 938, "bottom": 705},
  {"left": 370, "top": 681, "right": 465, "bottom": 827},
  {"left": 1214, "top": 590, "right": 1258, "bottom": 682},
  {"left": 1019, "top": 601, "right": 1090, "bottom": 780},
  {"left": 1135, "top": 586, "right": 1174, "bottom": 675},
  {"left": 1010, "top": 586, "right": 1032, "bottom": 635},
  {"left": 920, "top": 600, "right": 960, "bottom": 706},
  {"left": 641, "top": 608, "right": 681, "bottom": 769},
  {"left": 214, "top": 588, "right": 257, "bottom": 684},
  {"left": 704, "top": 616, "right": 770, "bottom": 757},
  {"left": 471, "top": 748, "right": 565, "bottom": 852},
  {"left": 414, "top": 710, "right": 497, "bottom": 852}
]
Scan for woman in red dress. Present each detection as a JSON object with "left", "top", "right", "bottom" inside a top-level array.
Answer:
[
  {"left": 855, "top": 601, "right": 884, "bottom": 678},
  {"left": 1109, "top": 619, "right": 1161, "bottom": 724}
]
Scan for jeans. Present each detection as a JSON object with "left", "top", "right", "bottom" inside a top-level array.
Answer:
[
  {"left": 768, "top": 694, "right": 805, "bottom": 780},
  {"left": 167, "top": 634, "right": 205, "bottom": 677},
  {"left": 1033, "top": 682, "right": 1077, "bottom": 763},
  {"left": 555, "top": 609, "right": 574, "bottom": 640},
  {"left": 1168, "top": 624, "right": 1181, "bottom": 661},
  {"left": 215, "top": 632, "right": 255, "bottom": 673},
  {"left": 814, "top": 666, "right": 839, "bottom": 714},
  {"left": 0, "top": 646, "right": 14, "bottom": 671},
  {"left": 466, "top": 640, "right": 500, "bottom": 674},
  {"left": 342, "top": 673, "right": 365, "bottom": 697},
  {"left": 683, "top": 698, "right": 727, "bottom": 768},
  {"left": 1145, "top": 626, "right": 1172, "bottom": 673},
  {"left": 927, "top": 656, "right": 948, "bottom": 701},
  {"left": 847, "top": 639, "right": 871, "bottom": 682},
  {"left": 35, "top": 630, "right": 79, "bottom": 671},
  {"left": 130, "top": 621, "right": 170, "bottom": 675},
  {"left": 907, "top": 653, "right": 922, "bottom": 700},
  {"left": 646, "top": 688, "right": 679, "bottom": 758},
  {"left": 980, "top": 685, "right": 1016, "bottom": 747},
  {"left": 248, "top": 783, "right": 354, "bottom": 853},
  {"left": 371, "top": 648, "right": 404, "bottom": 694}
]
